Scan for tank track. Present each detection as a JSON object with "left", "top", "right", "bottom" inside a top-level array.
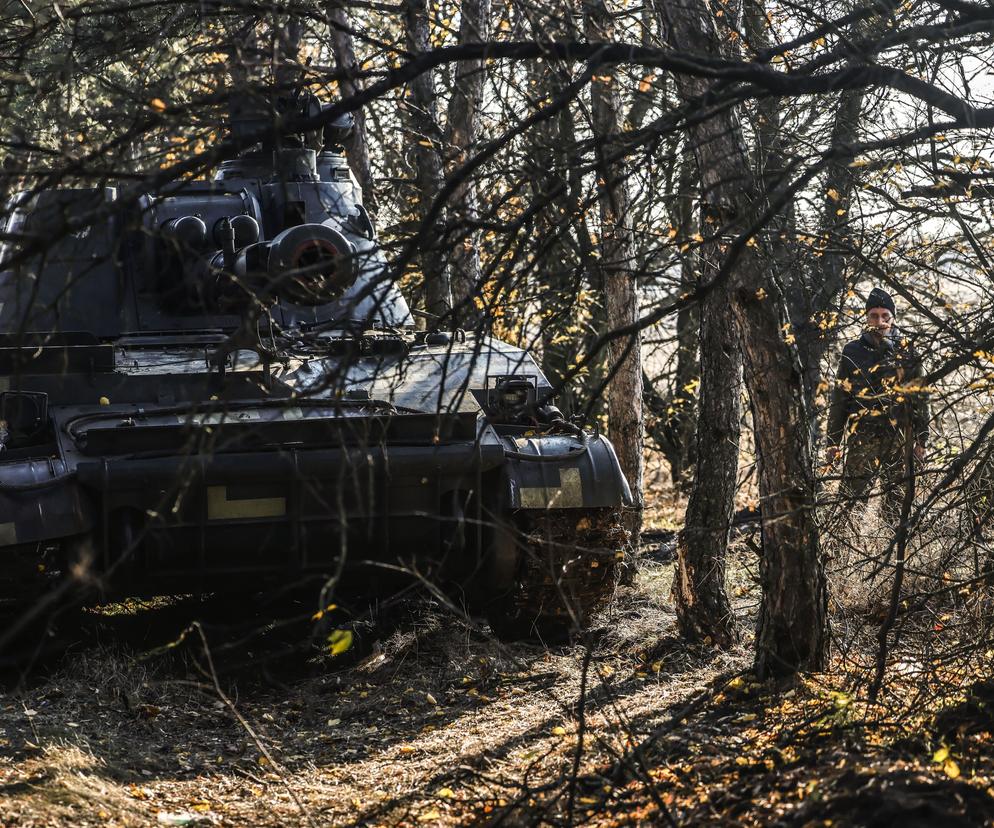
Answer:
[{"left": 486, "top": 508, "right": 627, "bottom": 641}]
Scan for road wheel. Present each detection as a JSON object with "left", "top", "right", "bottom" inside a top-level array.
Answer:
[{"left": 483, "top": 508, "right": 626, "bottom": 643}]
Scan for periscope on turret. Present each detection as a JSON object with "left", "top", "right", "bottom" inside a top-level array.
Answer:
[{"left": 0, "top": 92, "right": 631, "bottom": 640}]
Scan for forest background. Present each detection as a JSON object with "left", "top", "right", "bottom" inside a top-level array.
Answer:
[{"left": 4, "top": 0, "right": 994, "bottom": 824}]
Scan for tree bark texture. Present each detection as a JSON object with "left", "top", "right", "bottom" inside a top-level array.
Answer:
[
  {"left": 667, "top": 152, "right": 700, "bottom": 489},
  {"left": 446, "top": 0, "right": 489, "bottom": 328},
  {"left": 225, "top": 21, "right": 261, "bottom": 103},
  {"left": 733, "top": 287, "right": 826, "bottom": 677},
  {"left": 401, "top": 0, "right": 451, "bottom": 319},
  {"left": 798, "top": 88, "right": 867, "bottom": 427},
  {"left": 272, "top": 17, "right": 303, "bottom": 91},
  {"left": 672, "top": 282, "right": 740, "bottom": 647},
  {"left": 327, "top": 6, "right": 379, "bottom": 214},
  {"left": 525, "top": 37, "right": 584, "bottom": 416},
  {"left": 583, "top": 0, "right": 644, "bottom": 540},
  {"left": 659, "top": 0, "right": 827, "bottom": 675}
]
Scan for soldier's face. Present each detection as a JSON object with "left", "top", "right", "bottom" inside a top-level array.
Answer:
[{"left": 866, "top": 307, "right": 893, "bottom": 338}]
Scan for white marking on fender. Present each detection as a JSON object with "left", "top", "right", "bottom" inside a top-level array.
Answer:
[
  {"left": 206, "top": 486, "right": 286, "bottom": 520},
  {"left": 0, "top": 522, "right": 17, "bottom": 545},
  {"left": 519, "top": 467, "right": 584, "bottom": 509}
]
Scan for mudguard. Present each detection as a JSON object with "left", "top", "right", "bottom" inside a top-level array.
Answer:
[
  {"left": 0, "top": 459, "right": 91, "bottom": 545},
  {"left": 500, "top": 433, "right": 633, "bottom": 510}
]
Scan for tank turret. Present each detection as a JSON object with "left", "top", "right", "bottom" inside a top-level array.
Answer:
[{"left": 0, "top": 90, "right": 409, "bottom": 336}]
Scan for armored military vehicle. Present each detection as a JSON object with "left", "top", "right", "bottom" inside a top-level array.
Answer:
[{"left": 0, "top": 93, "right": 631, "bottom": 640}]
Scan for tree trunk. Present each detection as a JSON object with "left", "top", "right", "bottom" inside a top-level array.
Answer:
[
  {"left": 583, "top": 0, "right": 644, "bottom": 542},
  {"left": 271, "top": 17, "right": 303, "bottom": 92},
  {"left": 526, "top": 34, "right": 583, "bottom": 416},
  {"left": 446, "top": 0, "right": 489, "bottom": 328},
  {"left": 225, "top": 21, "right": 261, "bottom": 104},
  {"left": 798, "top": 88, "right": 867, "bottom": 432},
  {"left": 742, "top": 4, "right": 867, "bottom": 429},
  {"left": 672, "top": 281, "right": 740, "bottom": 647},
  {"left": 734, "top": 286, "right": 826, "bottom": 676},
  {"left": 659, "top": 0, "right": 827, "bottom": 675},
  {"left": 401, "top": 0, "right": 451, "bottom": 319},
  {"left": 327, "top": 6, "right": 379, "bottom": 214},
  {"left": 666, "top": 151, "right": 700, "bottom": 490}
]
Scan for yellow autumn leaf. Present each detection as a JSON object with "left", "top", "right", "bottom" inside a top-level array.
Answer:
[
  {"left": 552, "top": 725, "right": 567, "bottom": 736},
  {"left": 826, "top": 188, "right": 840, "bottom": 201},
  {"left": 149, "top": 98, "right": 167, "bottom": 112},
  {"left": 832, "top": 692, "right": 851, "bottom": 709},
  {"left": 327, "top": 629, "right": 353, "bottom": 656},
  {"left": 438, "top": 787, "right": 455, "bottom": 799},
  {"left": 933, "top": 746, "right": 950, "bottom": 763},
  {"left": 944, "top": 759, "right": 961, "bottom": 778}
]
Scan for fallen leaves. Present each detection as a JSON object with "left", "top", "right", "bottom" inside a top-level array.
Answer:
[
  {"left": 934, "top": 746, "right": 962, "bottom": 778},
  {"left": 327, "top": 629, "right": 353, "bottom": 657}
]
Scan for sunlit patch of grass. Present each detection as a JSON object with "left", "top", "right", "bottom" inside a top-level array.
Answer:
[{"left": 88, "top": 595, "right": 195, "bottom": 617}]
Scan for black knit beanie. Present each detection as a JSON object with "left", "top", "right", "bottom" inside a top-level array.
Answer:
[{"left": 865, "top": 287, "right": 896, "bottom": 316}]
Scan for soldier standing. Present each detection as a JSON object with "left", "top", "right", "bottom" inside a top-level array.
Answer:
[{"left": 825, "top": 288, "right": 930, "bottom": 528}]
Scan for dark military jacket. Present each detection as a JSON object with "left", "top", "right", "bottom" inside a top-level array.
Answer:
[{"left": 826, "top": 328, "right": 930, "bottom": 447}]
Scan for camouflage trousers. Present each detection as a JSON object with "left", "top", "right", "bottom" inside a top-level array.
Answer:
[{"left": 837, "top": 429, "right": 913, "bottom": 530}]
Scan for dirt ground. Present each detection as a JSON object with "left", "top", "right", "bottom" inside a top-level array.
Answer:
[
  {"left": 0, "top": 539, "right": 739, "bottom": 827},
  {"left": 3, "top": 531, "right": 994, "bottom": 827}
]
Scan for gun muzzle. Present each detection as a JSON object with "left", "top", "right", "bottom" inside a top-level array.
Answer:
[
  {"left": 264, "top": 223, "right": 357, "bottom": 305},
  {"left": 209, "top": 221, "right": 358, "bottom": 308}
]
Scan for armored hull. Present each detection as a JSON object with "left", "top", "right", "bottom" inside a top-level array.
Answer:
[{"left": 0, "top": 101, "right": 632, "bottom": 638}]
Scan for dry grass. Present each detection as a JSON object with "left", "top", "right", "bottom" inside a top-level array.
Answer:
[
  {"left": 4, "top": 457, "right": 994, "bottom": 826},
  {"left": 0, "top": 555, "right": 759, "bottom": 827}
]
